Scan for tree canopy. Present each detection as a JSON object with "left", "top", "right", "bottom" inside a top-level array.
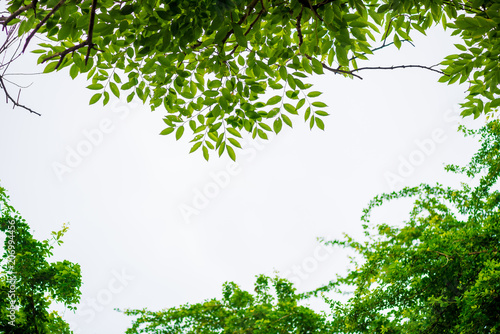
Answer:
[
  {"left": 1, "top": 0, "right": 500, "bottom": 159},
  {"left": 307, "top": 120, "right": 500, "bottom": 333},
  {"left": 120, "top": 121, "right": 500, "bottom": 333},
  {"left": 0, "top": 186, "right": 81, "bottom": 334},
  {"left": 120, "top": 275, "right": 333, "bottom": 333}
]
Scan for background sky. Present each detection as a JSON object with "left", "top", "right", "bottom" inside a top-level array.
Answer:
[{"left": 0, "top": 23, "right": 488, "bottom": 333}]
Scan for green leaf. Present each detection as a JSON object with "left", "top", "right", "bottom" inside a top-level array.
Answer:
[
  {"left": 307, "top": 91, "right": 322, "bottom": 98},
  {"left": 175, "top": 126, "right": 185, "bottom": 140},
  {"left": 218, "top": 142, "right": 226, "bottom": 156},
  {"left": 227, "top": 128, "right": 242, "bottom": 137},
  {"left": 228, "top": 137, "right": 241, "bottom": 148},
  {"left": 232, "top": 22, "right": 247, "bottom": 48},
  {"left": 279, "top": 66, "right": 287, "bottom": 80},
  {"left": 160, "top": 127, "right": 175, "bottom": 135},
  {"left": 283, "top": 103, "right": 297, "bottom": 115},
  {"left": 394, "top": 34, "right": 401, "bottom": 49},
  {"left": 281, "top": 114, "right": 292, "bottom": 128},
  {"left": 315, "top": 117, "right": 325, "bottom": 130},
  {"left": 227, "top": 145, "right": 236, "bottom": 161},
  {"left": 69, "top": 64, "right": 79, "bottom": 79},
  {"left": 267, "top": 95, "right": 282, "bottom": 106},
  {"left": 273, "top": 117, "right": 283, "bottom": 134},
  {"left": 87, "top": 83, "right": 104, "bottom": 90},
  {"left": 89, "top": 93, "right": 102, "bottom": 105},
  {"left": 109, "top": 82, "right": 120, "bottom": 98},
  {"left": 190, "top": 142, "right": 202, "bottom": 153},
  {"left": 315, "top": 110, "right": 329, "bottom": 116},
  {"left": 43, "top": 61, "right": 59, "bottom": 73},
  {"left": 202, "top": 146, "right": 209, "bottom": 161},
  {"left": 312, "top": 101, "right": 328, "bottom": 108},
  {"left": 336, "top": 45, "right": 348, "bottom": 66},
  {"left": 103, "top": 91, "right": 110, "bottom": 106}
]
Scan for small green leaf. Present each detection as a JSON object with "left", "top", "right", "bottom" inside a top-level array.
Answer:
[
  {"left": 228, "top": 137, "right": 241, "bottom": 148},
  {"left": 307, "top": 91, "right": 322, "bottom": 98},
  {"left": 190, "top": 142, "right": 202, "bottom": 153},
  {"left": 315, "top": 117, "right": 325, "bottom": 130},
  {"left": 69, "top": 64, "right": 79, "bottom": 79},
  {"left": 109, "top": 82, "right": 120, "bottom": 98},
  {"left": 87, "top": 83, "right": 104, "bottom": 90},
  {"left": 279, "top": 66, "right": 287, "bottom": 80},
  {"left": 273, "top": 118, "right": 283, "bottom": 134},
  {"left": 281, "top": 114, "right": 292, "bottom": 128},
  {"left": 394, "top": 34, "right": 401, "bottom": 49},
  {"left": 218, "top": 142, "right": 226, "bottom": 156},
  {"left": 284, "top": 103, "right": 297, "bottom": 115},
  {"left": 89, "top": 93, "right": 102, "bottom": 105},
  {"left": 312, "top": 101, "right": 328, "bottom": 108},
  {"left": 203, "top": 146, "right": 209, "bottom": 161},
  {"left": 160, "top": 127, "right": 175, "bottom": 135},
  {"left": 113, "top": 73, "right": 122, "bottom": 83},
  {"left": 227, "top": 145, "right": 236, "bottom": 161},
  {"left": 267, "top": 95, "right": 282, "bottom": 105},
  {"left": 227, "top": 128, "right": 242, "bottom": 137},
  {"left": 103, "top": 91, "right": 110, "bottom": 106}
]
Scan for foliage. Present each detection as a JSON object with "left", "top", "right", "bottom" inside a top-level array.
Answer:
[
  {"left": 0, "top": 186, "right": 81, "bottom": 334},
  {"left": 304, "top": 120, "right": 500, "bottom": 333},
  {"left": 120, "top": 274, "right": 333, "bottom": 333},
  {"left": 2, "top": 0, "right": 499, "bottom": 159}
]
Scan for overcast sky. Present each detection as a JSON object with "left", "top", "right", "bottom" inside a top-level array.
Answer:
[{"left": 0, "top": 24, "right": 487, "bottom": 333}]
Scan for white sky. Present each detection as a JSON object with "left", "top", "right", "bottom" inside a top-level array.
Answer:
[{"left": 0, "top": 24, "right": 486, "bottom": 333}]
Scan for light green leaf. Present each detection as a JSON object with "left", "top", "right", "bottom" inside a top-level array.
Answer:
[{"left": 89, "top": 93, "right": 102, "bottom": 105}]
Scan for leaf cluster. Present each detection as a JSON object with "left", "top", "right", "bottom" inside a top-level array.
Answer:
[
  {"left": 0, "top": 187, "right": 81, "bottom": 334},
  {"left": 119, "top": 274, "right": 333, "bottom": 333},
  {"left": 307, "top": 121, "right": 500, "bottom": 333},
  {"left": 7, "top": 0, "right": 497, "bottom": 158}
]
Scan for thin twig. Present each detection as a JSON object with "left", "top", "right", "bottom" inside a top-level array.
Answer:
[
  {"left": 0, "top": 76, "right": 40, "bottom": 116},
  {"left": 352, "top": 64, "right": 444, "bottom": 75}
]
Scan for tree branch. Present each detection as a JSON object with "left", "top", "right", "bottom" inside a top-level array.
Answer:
[
  {"left": 221, "top": 0, "right": 260, "bottom": 46},
  {"left": 304, "top": 54, "right": 363, "bottom": 79},
  {"left": 85, "top": 0, "right": 98, "bottom": 65},
  {"left": 40, "top": 0, "right": 98, "bottom": 69},
  {"left": 351, "top": 64, "right": 444, "bottom": 75},
  {"left": 41, "top": 42, "right": 89, "bottom": 69},
  {"left": 22, "top": 0, "right": 67, "bottom": 53},
  {"left": 296, "top": 7, "right": 303, "bottom": 47},
  {"left": 0, "top": 75, "right": 40, "bottom": 116},
  {"left": 0, "top": 0, "right": 37, "bottom": 28}
]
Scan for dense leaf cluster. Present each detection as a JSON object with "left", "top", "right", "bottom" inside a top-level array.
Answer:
[
  {"left": 0, "top": 187, "right": 81, "bottom": 334},
  {"left": 120, "top": 275, "right": 333, "bottom": 333},
  {"left": 308, "top": 121, "right": 500, "bottom": 333},
  {"left": 4, "top": 0, "right": 499, "bottom": 158}
]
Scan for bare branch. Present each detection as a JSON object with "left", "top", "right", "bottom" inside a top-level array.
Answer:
[
  {"left": 0, "top": 75, "right": 40, "bottom": 116},
  {"left": 352, "top": 64, "right": 444, "bottom": 75},
  {"left": 304, "top": 54, "right": 363, "bottom": 79}
]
